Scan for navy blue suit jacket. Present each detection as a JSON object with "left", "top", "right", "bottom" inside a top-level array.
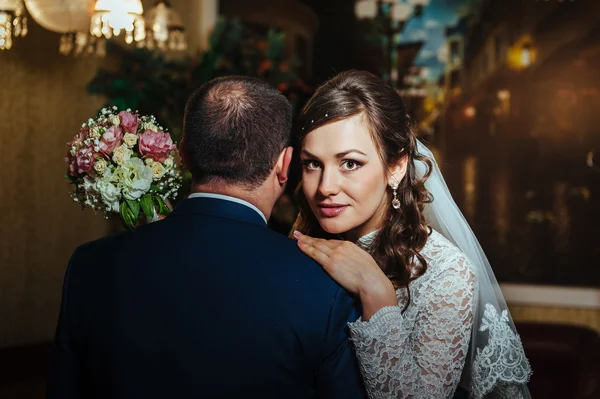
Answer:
[{"left": 47, "top": 197, "right": 367, "bottom": 399}]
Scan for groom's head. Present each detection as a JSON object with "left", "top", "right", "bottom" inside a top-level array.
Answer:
[{"left": 181, "top": 76, "right": 292, "bottom": 189}]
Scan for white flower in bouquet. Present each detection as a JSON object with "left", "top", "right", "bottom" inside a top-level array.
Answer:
[
  {"left": 145, "top": 158, "right": 154, "bottom": 166},
  {"left": 163, "top": 157, "right": 174, "bottom": 170},
  {"left": 144, "top": 122, "right": 159, "bottom": 131},
  {"left": 111, "top": 115, "right": 121, "bottom": 126},
  {"left": 95, "top": 171, "right": 121, "bottom": 212},
  {"left": 123, "top": 133, "right": 138, "bottom": 148},
  {"left": 94, "top": 158, "right": 108, "bottom": 175},
  {"left": 151, "top": 162, "right": 166, "bottom": 181},
  {"left": 112, "top": 144, "right": 133, "bottom": 165},
  {"left": 90, "top": 126, "right": 102, "bottom": 139},
  {"left": 83, "top": 175, "right": 96, "bottom": 193},
  {"left": 115, "top": 158, "right": 153, "bottom": 200}
]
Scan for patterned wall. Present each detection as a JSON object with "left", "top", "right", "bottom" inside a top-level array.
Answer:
[{"left": 0, "top": 22, "right": 110, "bottom": 348}]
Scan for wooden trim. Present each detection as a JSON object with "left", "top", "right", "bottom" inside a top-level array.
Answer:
[{"left": 501, "top": 283, "right": 600, "bottom": 309}]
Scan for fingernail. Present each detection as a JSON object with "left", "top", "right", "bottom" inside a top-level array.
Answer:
[{"left": 293, "top": 230, "right": 302, "bottom": 239}]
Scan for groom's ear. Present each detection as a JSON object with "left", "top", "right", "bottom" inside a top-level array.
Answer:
[
  {"left": 179, "top": 136, "right": 189, "bottom": 169},
  {"left": 276, "top": 146, "right": 294, "bottom": 185}
]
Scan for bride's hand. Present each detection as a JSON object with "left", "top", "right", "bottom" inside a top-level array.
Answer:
[{"left": 293, "top": 231, "right": 398, "bottom": 320}]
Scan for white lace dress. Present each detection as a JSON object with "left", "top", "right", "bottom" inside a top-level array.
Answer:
[{"left": 348, "top": 229, "right": 529, "bottom": 399}]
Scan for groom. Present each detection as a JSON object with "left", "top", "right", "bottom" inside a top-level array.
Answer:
[{"left": 47, "top": 76, "right": 367, "bottom": 399}]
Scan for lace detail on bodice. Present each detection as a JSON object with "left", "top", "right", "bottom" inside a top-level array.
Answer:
[
  {"left": 349, "top": 230, "right": 531, "bottom": 398},
  {"left": 349, "top": 230, "right": 476, "bottom": 398}
]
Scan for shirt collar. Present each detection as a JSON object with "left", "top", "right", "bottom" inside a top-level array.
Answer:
[{"left": 188, "top": 192, "right": 267, "bottom": 224}]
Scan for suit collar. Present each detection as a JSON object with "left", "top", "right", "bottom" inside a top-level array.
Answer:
[{"left": 170, "top": 197, "right": 267, "bottom": 227}]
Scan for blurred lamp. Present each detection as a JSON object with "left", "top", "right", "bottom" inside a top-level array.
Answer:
[
  {"left": 497, "top": 89, "right": 510, "bottom": 101},
  {"left": 90, "top": 0, "right": 145, "bottom": 44},
  {"left": 144, "top": 0, "right": 187, "bottom": 51},
  {"left": 464, "top": 106, "right": 476, "bottom": 119},
  {"left": 355, "top": 0, "right": 377, "bottom": 19},
  {"left": 521, "top": 44, "right": 532, "bottom": 67},
  {"left": 0, "top": 0, "right": 27, "bottom": 50},
  {"left": 392, "top": 2, "right": 412, "bottom": 22}
]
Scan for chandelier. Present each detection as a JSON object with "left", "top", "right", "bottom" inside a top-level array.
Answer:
[
  {"left": 90, "top": 0, "right": 145, "bottom": 44},
  {"left": 144, "top": 0, "right": 187, "bottom": 51},
  {"left": 0, "top": 0, "right": 27, "bottom": 50},
  {"left": 25, "top": 0, "right": 105, "bottom": 57}
]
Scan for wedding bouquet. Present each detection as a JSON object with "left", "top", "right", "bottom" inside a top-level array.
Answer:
[{"left": 64, "top": 106, "right": 183, "bottom": 230}]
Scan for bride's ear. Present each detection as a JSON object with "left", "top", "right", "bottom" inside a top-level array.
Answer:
[{"left": 388, "top": 153, "right": 408, "bottom": 186}]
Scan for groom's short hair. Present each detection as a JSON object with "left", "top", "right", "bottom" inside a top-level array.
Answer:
[{"left": 182, "top": 76, "right": 292, "bottom": 188}]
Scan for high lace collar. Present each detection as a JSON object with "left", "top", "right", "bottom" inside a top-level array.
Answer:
[{"left": 356, "top": 230, "right": 379, "bottom": 249}]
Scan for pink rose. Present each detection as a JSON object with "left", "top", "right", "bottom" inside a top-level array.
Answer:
[
  {"left": 118, "top": 111, "right": 139, "bottom": 133},
  {"left": 138, "top": 130, "right": 175, "bottom": 162},
  {"left": 99, "top": 126, "right": 123, "bottom": 154},
  {"left": 65, "top": 144, "right": 96, "bottom": 176},
  {"left": 74, "top": 146, "right": 96, "bottom": 175}
]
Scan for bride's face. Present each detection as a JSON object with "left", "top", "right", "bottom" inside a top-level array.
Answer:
[{"left": 300, "top": 114, "right": 390, "bottom": 241}]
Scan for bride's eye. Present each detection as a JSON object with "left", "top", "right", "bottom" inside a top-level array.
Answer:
[
  {"left": 302, "top": 160, "right": 321, "bottom": 170},
  {"left": 341, "top": 160, "right": 362, "bottom": 171}
]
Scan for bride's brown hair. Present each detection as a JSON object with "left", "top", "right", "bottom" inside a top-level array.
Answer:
[{"left": 291, "top": 70, "right": 433, "bottom": 307}]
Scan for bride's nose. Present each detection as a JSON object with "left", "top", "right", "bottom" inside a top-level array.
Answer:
[{"left": 317, "top": 167, "right": 341, "bottom": 197}]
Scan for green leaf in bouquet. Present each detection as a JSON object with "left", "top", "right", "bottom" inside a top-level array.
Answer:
[
  {"left": 153, "top": 195, "right": 171, "bottom": 216},
  {"left": 120, "top": 201, "right": 137, "bottom": 231},
  {"left": 140, "top": 194, "right": 155, "bottom": 219},
  {"left": 126, "top": 199, "right": 140, "bottom": 219}
]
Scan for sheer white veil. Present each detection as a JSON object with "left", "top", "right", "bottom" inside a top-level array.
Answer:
[{"left": 415, "top": 140, "right": 532, "bottom": 399}]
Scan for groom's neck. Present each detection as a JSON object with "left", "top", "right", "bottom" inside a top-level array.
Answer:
[{"left": 191, "top": 182, "right": 274, "bottom": 220}]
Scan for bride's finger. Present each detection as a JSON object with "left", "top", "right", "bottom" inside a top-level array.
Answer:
[
  {"left": 293, "top": 231, "right": 341, "bottom": 255},
  {"left": 301, "top": 238, "right": 337, "bottom": 257},
  {"left": 297, "top": 240, "right": 331, "bottom": 267}
]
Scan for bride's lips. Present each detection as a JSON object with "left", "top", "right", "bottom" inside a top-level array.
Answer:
[{"left": 317, "top": 202, "right": 348, "bottom": 217}]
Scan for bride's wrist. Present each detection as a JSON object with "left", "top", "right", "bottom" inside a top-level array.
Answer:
[{"left": 358, "top": 276, "right": 397, "bottom": 321}]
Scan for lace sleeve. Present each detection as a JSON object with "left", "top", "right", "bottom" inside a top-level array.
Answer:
[{"left": 348, "top": 257, "right": 476, "bottom": 399}]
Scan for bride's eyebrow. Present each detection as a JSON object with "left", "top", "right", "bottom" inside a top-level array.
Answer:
[
  {"left": 334, "top": 149, "right": 367, "bottom": 158},
  {"left": 300, "top": 149, "right": 367, "bottom": 159},
  {"left": 300, "top": 149, "right": 319, "bottom": 158}
]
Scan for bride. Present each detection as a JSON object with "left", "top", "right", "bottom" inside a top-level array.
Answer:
[{"left": 291, "top": 70, "right": 532, "bottom": 398}]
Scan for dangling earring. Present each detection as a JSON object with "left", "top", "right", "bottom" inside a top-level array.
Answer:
[{"left": 391, "top": 182, "right": 401, "bottom": 210}]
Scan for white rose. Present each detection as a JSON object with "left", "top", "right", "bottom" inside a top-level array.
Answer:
[
  {"left": 95, "top": 172, "right": 121, "bottom": 212},
  {"left": 145, "top": 157, "right": 154, "bottom": 166},
  {"left": 94, "top": 158, "right": 108, "bottom": 175},
  {"left": 163, "top": 157, "right": 174, "bottom": 170},
  {"left": 112, "top": 144, "right": 133, "bottom": 165},
  {"left": 115, "top": 158, "right": 153, "bottom": 200},
  {"left": 111, "top": 115, "right": 121, "bottom": 126},
  {"left": 151, "top": 162, "right": 166, "bottom": 181},
  {"left": 123, "top": 133, "right": 138, "bottom": 148}
]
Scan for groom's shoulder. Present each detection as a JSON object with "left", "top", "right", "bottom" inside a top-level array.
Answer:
[
  {"left": 258, "top": 228, "right": 312, "bottom": 262},
  {"left": 257, "top": 228, "right": 339, "bottom": 281},
  {"left": 68, "top": 230, "right": 130, "bottom": 264}
]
